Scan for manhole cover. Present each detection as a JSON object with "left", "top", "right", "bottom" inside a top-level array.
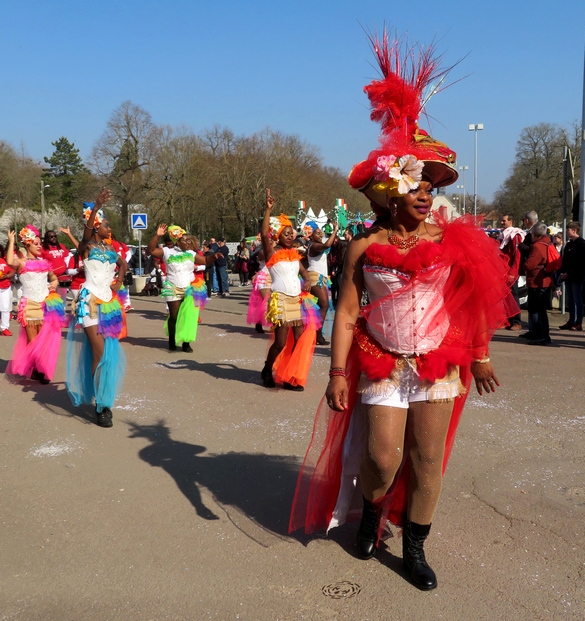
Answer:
[{"left": 322, "top": 581, "right": 361, "bottom": 599}]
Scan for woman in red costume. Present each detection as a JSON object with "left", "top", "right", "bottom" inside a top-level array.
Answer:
[
  {"left": 289, "top": 33, "right": 517, "bottom": 590},
  {"left": 260, "top": 189, "right": 321, "bottom": 391}
]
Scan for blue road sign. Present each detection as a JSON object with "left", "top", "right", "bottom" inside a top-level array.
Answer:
[{"left": 131, "top": 213, "right": 148, "bottom": 230}]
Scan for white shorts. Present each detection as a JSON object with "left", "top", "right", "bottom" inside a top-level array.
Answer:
[{"left": 359, "top": 363, "right": 463, "bottom": 409}]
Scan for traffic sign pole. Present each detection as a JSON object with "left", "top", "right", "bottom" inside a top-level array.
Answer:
[{"left": 137, "top": 230, "right": 142, "bottom": 275}]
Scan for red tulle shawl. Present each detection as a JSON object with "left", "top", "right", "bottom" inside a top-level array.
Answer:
[{"left": 289, "top": 215, "right": 518, "bottom": 535}]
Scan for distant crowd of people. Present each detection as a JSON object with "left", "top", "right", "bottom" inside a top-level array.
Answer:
[{"left": 499, "top": 210, "right": 585, "bottom": 345}]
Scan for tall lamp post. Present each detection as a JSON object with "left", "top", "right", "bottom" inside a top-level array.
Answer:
[
  {"left": 13, "top": 200, "right": 18, "bottom": 231},
  {"left": 456, "top": 185, "right": 465, "bottom": 214},
  {"left": 468, "top": 124, "right": 483, "bottom": 218},
  {"left": 458, "top": 165, "right": 469, "bottom": 214},
  {"left": 40, "top": 180, "right": 50, "bottom": 237}
]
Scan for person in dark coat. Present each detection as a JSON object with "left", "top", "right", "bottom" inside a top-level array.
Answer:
[{"left": 559, "top": 221, "right": 585, "bottom": 331}]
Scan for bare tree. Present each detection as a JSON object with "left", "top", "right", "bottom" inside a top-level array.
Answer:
[
  {"left": 90, "top": 101, "right": 155, "bottom": 238},
  {"left": 493, "top": 122, "right": 580, "bottom": 225}
]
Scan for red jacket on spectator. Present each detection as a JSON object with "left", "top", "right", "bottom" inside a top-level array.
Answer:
[{"left": 524, "top": 239, "right": 553, "bottom": 289}]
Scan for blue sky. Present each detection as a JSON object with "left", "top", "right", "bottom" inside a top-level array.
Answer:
[{"left": 1, "top": 0, "right": 584, "bottom": 204}]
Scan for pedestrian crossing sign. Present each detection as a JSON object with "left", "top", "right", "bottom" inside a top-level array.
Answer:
[{"left": 131, "top": 213, "right": 148, "bottom": 230}]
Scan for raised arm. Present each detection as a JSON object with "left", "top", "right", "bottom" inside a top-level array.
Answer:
[
  {"left": 260, "top": 188, "right": 275, "bottom": 262},
  {"left": 78, "top": 188, "right": 111, "bottom": 256},
  {"left": 147, "top": 224, "right": 167, "bottom": 259},
  {"left": 5, "top": 231, "right": 23, "bottom": 271},
  {"left": 58, "top": 226, "right": 79, "bottom": 250},
  {"left": 309, "top": 222, "right": 339, "bottom": 256}
]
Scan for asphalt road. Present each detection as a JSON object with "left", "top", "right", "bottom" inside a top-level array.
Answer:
[{"left": 1, "top": 286, "right": 584, "bottom": 620}]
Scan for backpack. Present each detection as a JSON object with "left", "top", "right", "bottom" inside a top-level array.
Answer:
[{"left": 545, "top": 243, "right": 562, "bottom": 273}]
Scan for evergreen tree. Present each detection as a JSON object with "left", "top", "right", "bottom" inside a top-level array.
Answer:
[
  {"left": 44, "top": 136, "right": 86, "bottom": 177},
  {"left": 43, "top": 137, "right": 94, "bottom": 215}
]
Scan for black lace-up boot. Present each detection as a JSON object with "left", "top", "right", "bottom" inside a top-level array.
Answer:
[
  {"left": 402, "top": 521, "right": 437, "bottom": 590},
  {"left": 356, "top": 497, "right": 380, "bottom": 559}
]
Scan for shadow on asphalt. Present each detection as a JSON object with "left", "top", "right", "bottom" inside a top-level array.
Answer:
[
  {"left": 123, "top": 336, "right": 168, "bottom": 349},
  {"left": 156, "top": 359, "right": 260, "bottom": 384},
  {"left": 126, "top": 307, "right": 166, "bottom": 322},
  {"left": 19, "top": 380, "right": 95, "bottom": 425},
  {"left": 127, "top": 419, "right": 299, "bottom": 537}
]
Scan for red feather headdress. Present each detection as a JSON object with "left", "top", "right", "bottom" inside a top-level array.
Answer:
[{"left": 349, "top": 30, "right": 459, "bottom": 207}]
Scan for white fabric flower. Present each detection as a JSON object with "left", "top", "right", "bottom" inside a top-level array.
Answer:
[{"left": 389, "top": 155, "right": 424, "bottom": 195}]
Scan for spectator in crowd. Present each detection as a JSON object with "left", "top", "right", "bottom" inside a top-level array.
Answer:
[
  {"left": 559, "top": 221, "right": 585, "bottom": 331},
  {"left": 215, "top": 238, "right": 230, "bottom": 297},
  {"left": 499, "top": 214, "right": 525, "bottom": 331},
  {"left": 524, "top": 222, "right": 553, "bottom": 345},
  {"left": 209, "top": 237, "right": 219, "bottom": 294},
  {"left": 0, "top": 243, "right": 15, "bottom": 336},
  {"left": 235, "top": 239, "right": 250, "bottom": 286},
  {"left": 518, "top": 210, "right": 539, "bottom": 269},
  {"left": 41, "top": 229, "right": 73, "bottom": 301}
]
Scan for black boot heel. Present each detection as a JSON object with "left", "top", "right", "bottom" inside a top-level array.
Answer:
[
  {"left": 403, "top": 521, "right": 437, "bottom": 590},
  {"left": 261, "top": 363, "right": 275, "bottom": 388},
  {"left": 356, "top": 497, "right": 380, "bottom": 559}
]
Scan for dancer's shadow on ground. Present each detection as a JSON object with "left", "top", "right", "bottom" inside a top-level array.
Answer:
[
  {"left": 123, "top": 336, "right": 168, "bottom": 349},
  {"left": 19, "top": 380, "right": 95, "bottom": 424},
  {"left": 212, "top": 323, "right": 270, "bottom": 339},
  {"left": 128, "top": 307, "right": 166, "bottom": 322},
  {"left": 127, "top": 419, "right": 301, "bottom": 541},
  {"left": 156, "top": 359, "right": 260, "bottom": 384}
]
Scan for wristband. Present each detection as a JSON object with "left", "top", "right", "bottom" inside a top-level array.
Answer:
[{"left": 472, "top": 358, "right": 490, "bottom": 364}]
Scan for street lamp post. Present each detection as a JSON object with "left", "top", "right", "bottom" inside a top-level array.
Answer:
[
  {"left": 13, "top": 200, "right": 18, "bottom": 231},
  {"left": 456, "top": 185, "right": 465, "bottom": 214},
  {"left": 40, "top": 180, "right": 50, "bottom": 237},
  {"left": 458, "top": 165, "right": 469, "bottom": 214},
  {"left": 468, "top": 125, "right": 483, "bottom": 218}
]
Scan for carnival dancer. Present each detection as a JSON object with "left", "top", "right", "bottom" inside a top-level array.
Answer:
[
  {"left": 289, "top": 32, "right": 517, "bottom": 590},
  {"left": 5, "top": 226, "right": 66, "bottom": 384},
  {"left": 260, "top": 189, "right": 321, "bottom": 391},
  {"left": 66, "top": 190, "right": 127, "bottom": 428},
  {"left": 0, "top": 244, "right": 16, "bottom": 336},
  {"left": 147, "top": 224, "right": 214, "bottom": 352},
  {"left": 305, "top": 220, "right": 338, "bottom": 345},
  {"left": 246, "top": 241, "right": 273, "bottom": 333}
]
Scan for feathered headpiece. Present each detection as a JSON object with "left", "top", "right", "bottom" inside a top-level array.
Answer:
[
  {"left": 168, "top": 225, "right": 187, "bottom": 243},
  {"left": 83, "top": 202, "right": 104, "bottom": 228},
  {"left": 269, "top": 214, "right": 293, "bottom": 239},
  {"left": 302, "top": 221, "right": 319, "bottom": 237},
  {"left": 19, "top": 224, "right": 40, "bottom": 245},
  {"left": 348, "top": 30, "right": 459, "bottom": 207}
]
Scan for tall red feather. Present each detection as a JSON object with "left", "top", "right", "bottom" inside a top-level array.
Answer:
[{"left": 364, "top": 30, "right": 449, "bottom": 136}]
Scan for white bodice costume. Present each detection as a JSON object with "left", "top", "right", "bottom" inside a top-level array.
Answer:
[
  {"left": 163, "top": 247, "right": 195, "bottom": 289},
  {"left": 307, "top": 246, "right": 328, "bottom": 277},
  {"left": 83, "top": 246, "right": 118, "bottom": 303},
  {"left": 19, "top": 265, "right": 49, "bottom": 303},
  {"left": 269, "top": 260, "right": 301, "bottom": 296},
  {"left": 363, "top": 261, "right": 451, "bottom": 355}
]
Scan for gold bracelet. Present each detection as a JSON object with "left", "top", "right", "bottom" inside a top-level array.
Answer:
[{"left": 472, "top": 358, "right": 490, "bottom": 364}]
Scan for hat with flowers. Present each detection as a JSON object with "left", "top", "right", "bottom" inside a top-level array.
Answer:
[
  {"left": 19, "top": 224, "right": 40, "bottom": 245},
  {"left": 83, "top": 202, "right": 105, "bottom": 229},
  {"left": 167, "top": 225, "right": 187, "bottom": 243},
  {"left": 348, "top": 31, "right": 459, "bottom": 208},
  {"left": 269, "top": 214, "right": 293, "bottom": 239}
]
